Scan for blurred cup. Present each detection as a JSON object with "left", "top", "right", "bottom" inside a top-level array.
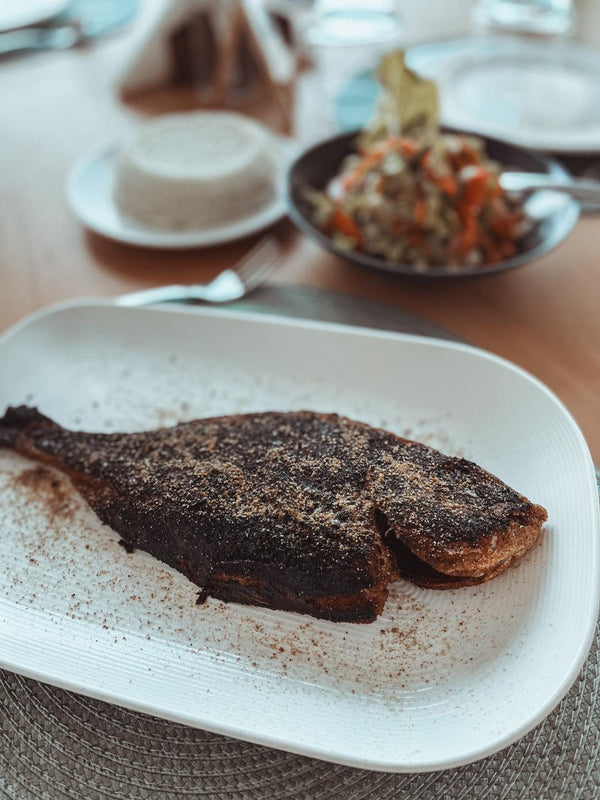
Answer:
[
  {"left": 307, "top": 0, "right": 402, "bottom": 46},
  {"left": 473, "top": 0, "right": 575, "bottom": 36},
  {"left": 294, "top": 0, "right": 402, "bottom": 143}
]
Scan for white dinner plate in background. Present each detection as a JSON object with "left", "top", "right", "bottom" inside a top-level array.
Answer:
[{"left": 406, "top": 37, "right": 600, "bottom": 154}]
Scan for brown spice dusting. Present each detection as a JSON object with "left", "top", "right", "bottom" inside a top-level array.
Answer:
[
  {"left": 10, "top": 467, "right": 76, "bottom": 521},
  {"left": 1, "top": 398, "right": 544, "bottom": 692}
]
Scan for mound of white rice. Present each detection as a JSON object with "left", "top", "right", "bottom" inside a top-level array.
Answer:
[{"left": 114, "top": 112, "right": 277, "bottom": 230}]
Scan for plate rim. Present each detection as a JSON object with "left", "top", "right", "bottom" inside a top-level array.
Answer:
[
  {"left": 406, "top": 36, "right": 600, "bottom": 154},
  {"left": 65, "top": 134, "right": 299, "bottom": 249},
  {"left": 1, "top": 299, "right": 598, "bottom": 772}
]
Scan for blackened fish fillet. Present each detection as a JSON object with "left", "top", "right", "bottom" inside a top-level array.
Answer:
[{"left": 0, "top": 406, "right": 546, "bottom": 622}]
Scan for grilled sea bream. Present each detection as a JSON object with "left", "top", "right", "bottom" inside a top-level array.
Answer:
[{"left": 0, "top": 406, "right": 547, "bottom": 622}]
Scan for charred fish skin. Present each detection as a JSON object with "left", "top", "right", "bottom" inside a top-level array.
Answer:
[{"left": 0, "top": 406, "right": 546, "bottom": 622}]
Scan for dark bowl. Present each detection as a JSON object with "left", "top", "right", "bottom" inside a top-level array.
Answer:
[{"left": 286, "top": 129, "right": 580, "bottom": 279}]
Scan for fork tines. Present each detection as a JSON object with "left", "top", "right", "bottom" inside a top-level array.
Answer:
[{"left": 234, "top": 236, "right": 282, "bottom": 289}]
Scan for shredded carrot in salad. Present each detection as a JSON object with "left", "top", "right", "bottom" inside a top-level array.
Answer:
[{"left": 309, "top": 133, "right": 526, "bottom": 270}]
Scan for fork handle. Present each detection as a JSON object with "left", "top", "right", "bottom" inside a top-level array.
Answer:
[{"left": 114, "top": 285, "right": 191, "bottom": 307}]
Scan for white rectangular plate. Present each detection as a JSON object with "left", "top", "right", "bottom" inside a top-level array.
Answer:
[{"left": 0, "top": 301, "right": 598, "bottom": 772}]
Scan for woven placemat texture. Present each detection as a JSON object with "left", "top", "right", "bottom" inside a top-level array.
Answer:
[
  {"left": 226, "top": 285, "right": 465, "bottom": 342},
  {"left": 1, "top": 287, "right": 598, "bottom": 800}
]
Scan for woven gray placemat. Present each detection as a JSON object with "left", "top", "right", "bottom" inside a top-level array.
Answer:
[
  {"left": 1, "top": 286, "right": 598, "bottom": 800},
  {"left": 227, "top": 285, "right": 466, "bottom": 342}
]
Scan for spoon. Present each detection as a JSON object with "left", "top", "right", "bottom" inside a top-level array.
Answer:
[{"left": 500, "top": 172, "right": 600, "bottom": 205}]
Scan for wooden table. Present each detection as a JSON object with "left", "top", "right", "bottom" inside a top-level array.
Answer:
[{"left": 1, "top": 2, "right": 599, "bottom": 461}]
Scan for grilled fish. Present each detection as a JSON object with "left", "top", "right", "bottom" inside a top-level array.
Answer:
[{"left": 0, "top": 406, "right": 547, "bottom": 622}]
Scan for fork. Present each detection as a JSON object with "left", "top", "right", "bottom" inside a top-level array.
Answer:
[
  {"left": 115, "top": 237, "right": 283, "bottom": 307},
  {"left": 0, "top": 20, "right": 85, "bottom": 56}
]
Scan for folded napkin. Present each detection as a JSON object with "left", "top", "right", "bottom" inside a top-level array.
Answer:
[{"left": 118, "top": 0, "right": 295, "bottom": 102}]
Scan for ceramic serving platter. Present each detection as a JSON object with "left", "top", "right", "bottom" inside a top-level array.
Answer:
[{"left": 0, "top": 301, "right": 598, "bottom": 771}]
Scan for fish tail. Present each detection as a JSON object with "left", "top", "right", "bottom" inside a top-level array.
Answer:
[{"left": 0, "top": 406, "right": 54, "bottom": 448}]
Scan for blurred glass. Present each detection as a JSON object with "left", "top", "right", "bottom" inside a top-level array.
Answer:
[
  {"left": 473, "top": 0, "right": 575, "bottom": 36},
  {"left": 307, "top": 0, "right": 402, "bottom": 46},
  {"left": 294, "top": 0, "right": 402, "bottom": 142}
]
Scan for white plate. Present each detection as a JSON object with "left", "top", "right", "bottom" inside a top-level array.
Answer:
[
  {"left": 66, "top": 136, "right": 299, "bottom": 249},
  {"left": 0, "top": 301, "right": 598, "bottom": 772},
  {"left": 0, "top": 0, "right": 67, "bottom": 32},
  {"left": 407, "top": 37, "right": 600, "bottom": 154}
]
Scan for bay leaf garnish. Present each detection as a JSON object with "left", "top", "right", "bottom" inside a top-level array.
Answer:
[{"left": 359, "top": 50, "right": 439, "bottom": 148}]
